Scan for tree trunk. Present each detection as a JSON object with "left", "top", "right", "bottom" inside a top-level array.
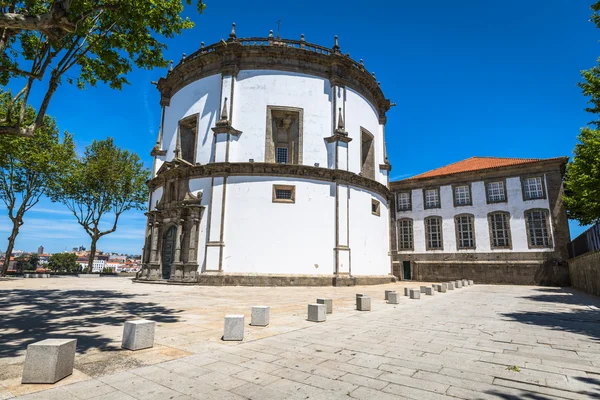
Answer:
[
  {"left": 1, "top": 220, "right": 20, "bottom": 277},
  {"left": 87, "top": 237, "right": 98, "bottom": 274}
]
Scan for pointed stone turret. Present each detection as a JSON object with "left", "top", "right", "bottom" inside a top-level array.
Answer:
[
  {"left": 333, "top": 35, "right": 340, "bottom": 53},
  {"left": 335, "top": 107, "right": 346, "bottom": 135},
  {"left": 229, "top": 23, "right": 237, "bottom": 41},
  {"left": 217, "top": 98, "right": 229, "bottom": 125}
]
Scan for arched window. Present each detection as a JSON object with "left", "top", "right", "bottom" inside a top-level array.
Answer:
[
  {"left": 455, "top": 214, "right": 475, "bottom": 249},
  {"left": 425, "top": 216, "right": 443, "bottom": 250},
  {"left": 524, "top": 209, "right": 552, "bottom": 248},
  {"left": 397, "top": 219, "right": 413, "bottom": 250},
  {"left": 488, "top": 211, "right": 511, "bottom": 249}
]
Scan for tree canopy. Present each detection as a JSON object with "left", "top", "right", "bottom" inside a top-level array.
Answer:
[
  {"left": 564, "top": 1, "right": 600, "bottom": 226},
  {"left": 0, "top": 0, "right": 204, "bottom": 137},
  {"left": 48, "top": 252, "right": 79, "bottom": 273}
]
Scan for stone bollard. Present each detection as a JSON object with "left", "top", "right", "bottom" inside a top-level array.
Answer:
[
  {"left": 223, "top": 315, "right": 245, "bottom": 341},
  {"left": 357, "top": 296, "right": 371, "bottom": 311},
  {"left": 122, "top": 320, "right": 155, "bottom": 351},
  {"left": 439, "top": 283, "right": 448, "bottom": 293},
  {"left": 22, "top": 339, "right": 76, "bottom": 384},
  {"left": 455, "top": 280, "right": 463, "bottom": 288},
  {"left": 447, "top": 281, "right": 455, "bottom": 290},
  {"left": 355, "top": 294, "right": 364, "bottom": 305},
  {"left": 404, "top": 287, "right": 410, "bottom": 296},
  {"left": 462, "top": 279, "right": 468, "bottom": 287},
  {"left": 425, "top": 287, "right": 435, "bottom": 296},
  {"left": 387, "top": 291, "right": 399, "bottom": 304},
  {"left": 468, "top": 280, "right": 474, "bottom": 286},
  {"left": 316, "top": 298, "right": 333, "bottom": 314},
  {"left": 420, "top": 286, "right": 427, "bottom": 293},
  {"left": 308, "top": 304, "right": 326, "bottom": 322},
  {"left": 251, "top": 306, "right": 270, "bottom": 326},
  {"left": 409, "top": 288, "right": 421, "bottom": 299},
  {"left": 385, "top": 290, "right": 394, "bottom": 300}
]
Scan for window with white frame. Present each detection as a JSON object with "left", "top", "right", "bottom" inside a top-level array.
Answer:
[
  {"left": 489, "top": 212, "right": 511, "bottom": 249},
  {"left": 455, "top": 214, "right": 475, "bottom": 249},
  {"left": 424, "top": 188, "right": 440, "bottom": 209},
  {"left": 454, "top": 185, "right": 471, "bottom": 206},
  {"left": 425, "top": 216, "right": 443, "bottom": 250},
  {"left": 396, "top": 192, "right": 411, "bottom": 211},
  {"left": 487, "top": 181, "right": 506, "bottom": 203},
  {"left": 397, "top": 219, "right": 413, "bottom": 250},
  {"left": 523, "top": 177, "right": 545, "bottom": 200},
  {"left": 525, "top": 209, "right": 551, "bottom": 247}
]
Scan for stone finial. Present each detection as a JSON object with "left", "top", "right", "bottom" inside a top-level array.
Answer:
[
  {"left": 372, "top": 72, "right": 376, "bottom": 79},
  {"left": 336, "top": 107, "right": 345, "bottom": 131},
  {"left": 181, "top": 53, "right": 186, "bottom": 62},
  {"left": 168, "top": 60, "right": 173, "bottom": 72},
  {"left": 333, "top": 35, "right": 340, "bottom": 53},
  {"left": 200, "top": 41, "right": 205, "bottom": 49},
  {"left": 300, "top": 33, "right": 305, "bottom": 42},
  {"left": 269, "top": 30, "right": 274, "bottom": 38},
  {"left": 229, "top": 22, "right": 237, "bottom": 40},
  {"left": 359, "top": 59, "right": 364, "bottom": 70},
  {"left": 219, "top": 97, "right": 229, "bottom": 123}
]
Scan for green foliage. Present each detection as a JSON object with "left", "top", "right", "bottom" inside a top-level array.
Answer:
[
  {"left": 0, "top": 0, "right": 204, "bottom": 136},
  {"left": 101, "top": 266, "right": 115, "bottom": 274},
  {"left": 53, "top": 137, "right": 149, "bottom": 271},
  {"left": 48, "top": 252, "right": 79, "bottom": 273},
  {"left": 15, "top": 254, "right": 38, "bottom": 271},
  {"left": 506, "top": 366, "right": 521, "bottom": 373},
  {"left": 564, "top": 2, "right": 600, "bottom": 225}
]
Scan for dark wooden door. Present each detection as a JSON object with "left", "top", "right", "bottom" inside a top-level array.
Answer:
[
  {"left": 162, "top": 226, "right": 176, "bottom": 279},
  {"left": 403, "top": 261, "right": 411, "bottom": 280}
]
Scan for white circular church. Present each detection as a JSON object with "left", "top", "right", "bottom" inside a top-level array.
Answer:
[{"left": 137, "top": 25, "right": 394, "bottom": 286}]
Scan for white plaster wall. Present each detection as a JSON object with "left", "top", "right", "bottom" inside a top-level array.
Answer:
[
  {"left": 149, "top": 187, "right": 163, "bottom": 211},
  {"left": 349, "top": 188, "right": 390, "bottom": 276},
  {"left": 345, "top": 87, "right": 386, "bottom": 185},
  {"left": 161, "top": 73, "right": 221, "bottom": 165},
  {"left": 232, "top": 70, "right": 333, "bottom": 165},
  {"left": 223, "top": 176, "right": 335, "bottom": 274},
  {"left": 395, "top": 175, "right": 554, "bottom": 254}
]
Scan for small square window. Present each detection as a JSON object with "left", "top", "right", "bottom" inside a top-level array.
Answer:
[
  {"left": 272, "top": 185, "right": 295, "bottom": 203},
  {"left": 396, "top": 192, "right": 411, "bottom": 211},
  {"left": 454, "top": 185, "right": 471, "bottom": 206},
  {"left": 276, "top": 147, "right": 288, "bottom": 164},
  {"left": 424, "top": 188, "right": 440, "bottom": 209},
  {"left": 487, "top": 181, "right": 506, "bottom": 203},
  {"left": 523, "top": 177, "right": 545, "bottom": 200},
  {"left": 372, "top": 199, "right": 380, "bottom": 216}
]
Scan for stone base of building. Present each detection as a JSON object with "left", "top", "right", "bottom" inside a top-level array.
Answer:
[
  {"left": 410, "top": 261, "right": 570, "bottom": 286},
  {"left": 133, "top": 272, "right": 396, "bottom": 287}
]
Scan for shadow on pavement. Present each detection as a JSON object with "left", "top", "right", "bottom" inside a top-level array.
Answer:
[
  {"left": 0, "top": 289, "right": 182, "bottom": 358},
  {"left": 483, "top": 390, "right": 554, "bottom": 400}
]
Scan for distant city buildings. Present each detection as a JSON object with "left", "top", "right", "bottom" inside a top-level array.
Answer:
[{"left": 37, "top": 246, "right": 44, "bottom": 254}]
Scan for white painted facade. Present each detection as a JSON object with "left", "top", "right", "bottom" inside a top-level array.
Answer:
[
  {"left": 394, "top": 175, "right": 555, "bottom": 254},
  {"left": 149, "top": 67, "right": 392, "bottom": 278}
]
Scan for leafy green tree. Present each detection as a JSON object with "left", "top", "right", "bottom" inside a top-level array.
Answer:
[
  {"left": 564, "top": 2, "right": 600, "bottom": 225},
  {"left": 53, "top": 138, "right": 148, "bottom": 273},
  {"left": 48, "top": 252, "right": 79, "bottom": 273},
  {"left": 0, "top": 0, "right": 204, "bottom": 137},
  {"left": 0, "top": 90, "right": 76, "bottom": 276}
]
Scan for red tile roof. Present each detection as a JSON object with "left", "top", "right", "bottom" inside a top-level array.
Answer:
[{"left": 401, "top": 157, "right": 567, "bottom": 181}]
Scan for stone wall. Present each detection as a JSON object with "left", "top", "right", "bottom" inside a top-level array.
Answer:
[
  {"left": 412, "top": 261, "right": 570, "bottom": 286},
  {"left": 569, "top": 251, "right": 600, "bottom": 296}
]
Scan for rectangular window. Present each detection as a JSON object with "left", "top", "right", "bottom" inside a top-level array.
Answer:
[
  {"left": 371, "top": 199, "right": 380, "bottom": 216},
  {"left": 276, "top": 147, "right": 288, "bottom": 164},
  {"left": 455, "top": 214, "right": 475, "bottom": 249},
  {"left": 526, "top": 209, "right": 551, "bottom": 247},
  {"left": 272, "top": 185, "right": 295, "bottom": 203},
  {"left": 397, "top": 219, "right": 413, "bottom": 250},
  {"left": 523, "top": 177, "right": 545, "bottom": 200},
  {"left": 425, "top": 217, "right": 443, "bottom": 250},
  {"left": 396, "top": 192, "right": 411, "bottom": 211},
  {"left": 489, "top": 212, "right": 511, "bottom": 249},
  {"left": 454, "top": 185, "right": 471, "bottom": 206},
  {"left": 424, "top": 188, "right": 440, "bottom": 209},
  {"left": 361, "top": 129, "right": 375, "bottom": 179},
  {"left": 178, "top": 115, "right": 198, "bottom": 164},
  {"left": 487, "top": 181, "right": 506, "bottom": 203}
]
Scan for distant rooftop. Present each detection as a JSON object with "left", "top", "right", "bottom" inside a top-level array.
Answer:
[{"left": 399, "top": 156, "right": 568, "bottom": 182}]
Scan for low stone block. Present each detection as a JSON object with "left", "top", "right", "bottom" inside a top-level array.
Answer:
[
  {"left": 316, "top": 298, "right": 333, "bottom": 314},
  {"left": 22, "top": 339, "right": 76, "bottom": 384},
  {"left": 251, "top": 306, "right": 270, "bottom": 326},
  {"left": 223, "top": 315, "right": 245, "bottom": 341},
  {"left": 385, "top": 290, "right": 394, "bottom": 300},
  {"left": 409, "top": 289, "right": 421, "bottom": 299},
  {"left": 447, "top": 282, "right": 455, "bottom": 290},
  {"left": 122, "top": 319, "right": 155, "bottom": 351},
  {"left": 462, "top": 279, "right": 468, "bottom": 286},
  {"left": 425, "top": 287, "right": 435, "bottom": 296},
  {"left": 308, "top": 304, "right": 326, "bottom": 322},
  {"left": 468, "top": 280, "right": 474, "bottom": 285},
  {"left": 404, "top": 287, "right": 410, "bottom": 296},
  {"left": 420, "top": 286, "right": 427, "bottom": 293},
  {"left": 356, "top": 294, "right": 364, "bottom": 304},
  {"left": 439, "top": 283, "right": 447, "bottom": 293},
  {"left": 387, "top": 291, "right": 399, "bottom": 304},
  {"left": 455, "top": 280, "right": 463, "bottom": 288},
  {"left": 357, "top": 296, "right": 371, "bottom": 311}
]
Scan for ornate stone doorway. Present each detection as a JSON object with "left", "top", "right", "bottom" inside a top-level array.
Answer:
[{"left": 162, "top": 226, "right": 177, "bottom": 279}]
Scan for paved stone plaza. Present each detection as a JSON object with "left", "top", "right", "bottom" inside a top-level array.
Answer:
[{"left": 1, "top": 278, "right": 599, "bottom": 399}]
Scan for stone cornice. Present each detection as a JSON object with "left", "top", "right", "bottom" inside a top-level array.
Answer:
[
  {"left": 148, "top": 162, "right": 391, "bottom": 200},
  {"left": 157, "top": 38, "right": 391, "bottom": 117},
  {"left": 390, "top": 157, "right": 569, "bottom": 190}
]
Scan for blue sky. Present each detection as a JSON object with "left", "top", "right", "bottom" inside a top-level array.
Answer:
[{"left": 1, "top": 0, "right": 597, "bottom": 254}]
